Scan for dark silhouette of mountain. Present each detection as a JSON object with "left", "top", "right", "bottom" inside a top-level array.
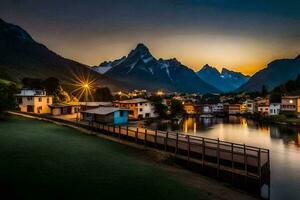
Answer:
[
  {"left": 0, "top": 18, "right": 127, "bottom": 91},
  {"left": 196, "top": 64, "right": 250, "bottom": 92},
  {"left": 238, "top": 55, "right": 300, "bottom": 92},
  {"left": 99, "top": 43, "right": 220, "bottom": 94}
]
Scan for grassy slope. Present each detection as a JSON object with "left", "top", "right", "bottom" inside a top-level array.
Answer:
[{"left": 0, "top": 116, "right": 198, "bottom": 200}]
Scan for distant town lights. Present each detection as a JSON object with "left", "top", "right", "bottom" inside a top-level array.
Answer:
[{"left": 156, "top": 91, "right": 164, "bottom": 96}]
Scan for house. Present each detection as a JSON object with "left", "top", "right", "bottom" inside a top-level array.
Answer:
[
  {"left": 15, "top": 89, "right": 53, "bottom": 114},
  {"left": 200, "top": 104, "right": 213, "bottom": 114},
  {"left": 223, "top": 104, "right": 240, "bottom": 115},
  {"left": 269, "top": 103, "right": 280, "bottom": 116},
  {"left": 255, "top": 97, "right": 270, "bottom": 105},
  {"left": 80, "top": 102, "right": 112, "bottom": 111},
  {"left": 240, "top": 103, "right": 247, "bottom": 114},
  {"left": 244, "top": 100, "right": 256, "bottom": 114},
  {"left": 212, "top": 103, "right": 223, "bottom": 113},
  {"left": 49, "top": 102, "right": 80, "bottom": 116},
  {"left": 257, "top": 103, "right": 269, "bottom": 116},
  {"left": 281, "top": 96, "right": 300, "bottom": 113},
  {"left": 162, "top": 98, "right": 172, "bottom": 106},
  {"left": 114, "top": 98, "right": 157, "bottom": 119},
  {"left": 183, "top": 103, "right": 200, "bottom": 114},
  {"left": 81, "top": 107, "right": 128, "bottom": 125}
]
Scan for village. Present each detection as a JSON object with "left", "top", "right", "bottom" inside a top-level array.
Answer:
[{"left": 14, "top": 87, "right": 300, "bottom": 127}]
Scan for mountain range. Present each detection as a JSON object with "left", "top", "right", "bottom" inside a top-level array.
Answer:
[
  {"left": 238, "top": 55, "right": 300, "bottom": 92},
  {"left": 0, "top": 18, "right": 128, "bottom": 91},
  {"left": 93, "top": 43, "right": 220, "bottom": 93},
  {"left": 196, "top": 64, "right": 249, "bottom": 92}
]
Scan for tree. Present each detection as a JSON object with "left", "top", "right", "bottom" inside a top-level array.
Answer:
[
  {"left": 261, "top": 85, "right": 268, "bottom": 97},
  {"left": 153, "top": 101, "right": 168, "bottom": 119},
  {"left": 94, "top": 87, "right": 113, "bottom": 101},
  {"left": 56, "top": 86, "right": 71, "bottom": 103},
  {"left": 0, "top": 83, "right": 18, "bottom": 119},
  {"left": 41, "top": 77, "right": 60, "bottom": 95},
  {"left": 170, "top": 99, "right": 185, "bottom": 118},
  {"left": 269, "top": 92, "right": 281, "bottom": 103}
]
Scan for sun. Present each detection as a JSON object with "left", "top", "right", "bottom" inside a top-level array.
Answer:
[{"left": 67, "top": 71, "right": 98, "bottom": 101}]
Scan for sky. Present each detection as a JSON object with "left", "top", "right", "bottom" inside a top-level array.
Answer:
[{"left": 0, "top": 0, "right": 300, "bottom": 75}]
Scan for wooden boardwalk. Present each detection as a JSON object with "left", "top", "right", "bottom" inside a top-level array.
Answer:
[{"left": 89, "top": 122, "right": 270, "bottom": 185}]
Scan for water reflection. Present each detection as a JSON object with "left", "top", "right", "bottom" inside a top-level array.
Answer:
[{"left": 148, "top": 116, "right": 300, "bottom": 200}]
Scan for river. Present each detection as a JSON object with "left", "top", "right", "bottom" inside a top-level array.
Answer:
[{"left": 146, "top": 116, "right": 300, "bottom": 200}]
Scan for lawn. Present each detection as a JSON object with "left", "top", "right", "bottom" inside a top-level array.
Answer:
[{"left": 0, "top": 116, "right": 198, "bottom": 200}]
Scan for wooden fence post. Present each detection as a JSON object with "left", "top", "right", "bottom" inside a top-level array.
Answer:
[
  {"left": 119, "top": 126, "right": 121, "bottom": 140},
  {"left": 165, "top": 131, "right": 169, "bottom": 151},
  {"left": 135, "top": 128, "right": 138, "bottom": 143},
  {"left": 231, "top": 143, "right": 234, "bottom": 183},
  {"left": 258, "top": 148, "right": 261, "bottom": 184},
  {"left": 244, "top": 144, "right": 247, "bottom": 175},
  {"left": 187, "top": 135, "right": 190, "bottom": 162},
  {"left": 175, "top": 132, "right": 179, "bottom": 155},
  {"left": 126, "top": 126, "right": 129, "bottom": 139},
  {"left": 244, "top": 144, "right": 248, "bottom": 186},
  {"left": 144, "top": 129, "right": 147, "bottom": 146},
  {"left": 217, "top": 138, "right": 220, "bottom": 178},
  {"left": 202, "top": 138, "right": 205, "bottom": 167},
  {"left": 155, "top": 130, "right": 158, "bottom": 147}
]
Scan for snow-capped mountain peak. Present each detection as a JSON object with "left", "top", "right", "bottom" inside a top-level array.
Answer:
[
  {"left": 93, "top": 43, "right": 220, "bottom": 93},
  {"left": 197, "top": 65, "right": 250, "bottom": 92}
]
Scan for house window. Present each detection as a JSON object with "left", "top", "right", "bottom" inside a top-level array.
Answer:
[
  {"left": 139, "top": 108, "right": 143, "bottom": 112},
  {"left": 27, "top": 97, "right": 33, "bottom": 101},
  {"left": 47, "top": 98, "right": 50, "bottom": 103},
  {"left": 120, "top": 110, "right": 124, "bottom": 117},
  {"left": 140, "top": 103, "right": 143, "bottom": 106},
  {"left": 27, "top": 105, "right": 34, "bottom": 112},
  {"left": 37, "top": 106, "right": 42, "bottom": 113},
  {"left": 39, "top": 97, "right": 42, "bottom": 102}
]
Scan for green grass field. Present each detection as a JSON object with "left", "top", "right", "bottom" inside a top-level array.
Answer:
[{"left": 0, "top": 116, "right": 198, "bottom": 200}]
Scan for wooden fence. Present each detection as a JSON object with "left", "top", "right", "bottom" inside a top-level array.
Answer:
[{"left": 89, "top": 121, "right": 270, "bottom": 186}]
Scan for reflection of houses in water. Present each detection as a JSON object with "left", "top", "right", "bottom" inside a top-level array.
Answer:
[
  {"left": 226, "top": 115, "right": 242, "bottom": 124},
  {"left": 270, "top": 127, "right": 281, "bottom": 138},
  {"left": 183, "top": 117, "right": 197, "bottom": 133},
  {"left": 240, "top": 118, "right": 247, "bottom": 127},
  {"left": 258, "top": 126, "right": 269, "bottom": 135},
  {"left": 297, "top": 133, "right": 300, "bottom": 146}
]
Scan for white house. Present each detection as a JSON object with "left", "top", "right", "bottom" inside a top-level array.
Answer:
[
  {"left": 269, "top": 103, "right": 281, "bottom": 116},
  {"left": 212, "top": 103, "right": 223, "bottom": 113},
  {"left": 114, "top": 98, "right": 157, "bottom": 119},
  {"left": 16, "top": 89, "right": 53, "bottom": 114},
  {"left": 244, "top": 100, "right": 256, "bottom": 114}
]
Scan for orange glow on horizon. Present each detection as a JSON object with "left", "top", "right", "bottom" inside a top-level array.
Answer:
[{"left": 43, "top": 33, "right": 300, "bottom": 76}]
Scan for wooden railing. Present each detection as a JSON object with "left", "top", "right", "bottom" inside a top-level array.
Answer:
[{"left": 89, "top": 122, "right": 270, "bottom": 183}]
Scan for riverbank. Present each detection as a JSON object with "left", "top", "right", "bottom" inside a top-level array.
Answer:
[
  {"left": 0, "top": 114, "right": 257, "bottom": 200},
  {"left": 241, "top": 113, "right": 300, "bottom": 127}
]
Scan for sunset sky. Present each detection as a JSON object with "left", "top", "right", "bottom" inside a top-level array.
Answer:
[{"left": 1, "top": 0, "right": 300, "bottom": 75}]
